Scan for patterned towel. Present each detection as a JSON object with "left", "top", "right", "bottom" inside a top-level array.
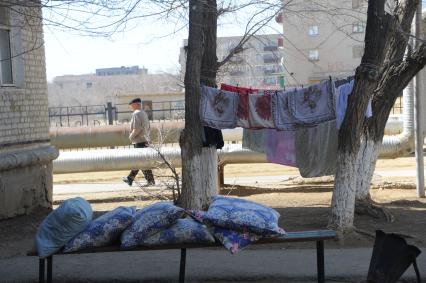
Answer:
[
  {"left": 272, "top": 89, "right": 297, "bottom": 131},
  {"left": 247, "top": 91, "right": 275, "bottom": 129},
  {"left": 221, "top": 84, "right": 259, "bottom": 129},
  {"left": 200, "top": 85, "right": 239, "bottom": 129},
  {"left": 288, "top": 80, "right": 336, "bottom": 126}
]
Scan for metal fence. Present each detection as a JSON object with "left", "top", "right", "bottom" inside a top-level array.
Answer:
[
  {"left": 49, "top": 97, "right": 404, "bottom": 127},
  {"left": 49, "top": 100, "right": 185, "bottom": 127}
]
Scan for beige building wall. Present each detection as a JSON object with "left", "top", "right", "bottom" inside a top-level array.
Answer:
[
  {"left": 0, "top": 3, "right": 58, "bottom": 219},
  {"left": 48, "top": 73, "right": 183, "bottom": 107},
  {"left": 281, "top": 0, "right": 367, "bottom": 87}
]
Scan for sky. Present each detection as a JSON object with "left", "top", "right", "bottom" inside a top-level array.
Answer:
[
  {"left": 43, "top": 20, "right": 188, "bottom": 81},
  {"left": 42, "top": 3, "right": 283, "bottom": 82}
]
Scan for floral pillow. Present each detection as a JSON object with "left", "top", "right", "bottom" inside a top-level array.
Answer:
[
  {"left": 120, "top": 202, "right": 185, "bottom": 249},
  {"left": 211, "top": 226, "right": 261, "bottom": 254},
  {"left": 141, "top": 218, "right": 215, "bottom": 246},
  {"left": 203, "top": 196, "right": 285, "bottom": 236},
  {"left": 187, "top": 209, "right": 261, "bottom": 254},
  {"left": 63, "top": 206, "right": 136, "bottom": 252}
]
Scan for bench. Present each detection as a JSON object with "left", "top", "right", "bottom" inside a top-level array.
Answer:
[{"left": 28, "top": 229, "right": 337, "bottom": 283}]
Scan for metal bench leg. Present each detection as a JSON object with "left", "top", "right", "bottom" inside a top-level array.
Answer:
[
  {"left": 39, "top": 258, "right": 45, "bottom": 283},
  {"left": 179, "top": 248, "right": 186, "bottom": 283},
  {"left": 47, "top": 256, "right": 53, "bottom": 283},
  {"left": 316, "top": 240, "right": 325, "bottom": 283}
]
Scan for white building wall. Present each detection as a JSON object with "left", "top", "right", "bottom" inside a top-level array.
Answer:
[{"left": 0, "top": 2, "right": 58, "bottom": 219}]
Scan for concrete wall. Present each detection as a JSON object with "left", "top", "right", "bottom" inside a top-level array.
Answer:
[{"left": 0, "top": 3, "right": 58, "bottom": 219}]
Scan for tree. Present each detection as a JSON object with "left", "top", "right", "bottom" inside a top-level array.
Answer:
[{"left": 329, "top": 0, "right": 426, "bottom": 232}]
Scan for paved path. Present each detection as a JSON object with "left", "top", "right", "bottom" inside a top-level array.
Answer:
[
  {"left": 2, "top": 248, "right": 425, "bottom": 282},
  {"left": 53, "top": 169, "right": 421, "bottom": 195}
]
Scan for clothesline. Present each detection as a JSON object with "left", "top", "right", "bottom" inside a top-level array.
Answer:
[{"left": 199, "top": 78, "right": 371, "bottom": 179}]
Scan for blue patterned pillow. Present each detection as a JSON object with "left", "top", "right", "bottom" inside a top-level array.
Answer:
[
  {"left": 63, "top": 206, "right": 136, "bottom": 252},
  {"left": 142, "top": 218, "right": 215, "bottom": 246},
  {"left": 204, "top": 196, "right": 285, "bottom": 236},
  {"left": 120, "top": 202, "right": 185, "bottom": 249}
]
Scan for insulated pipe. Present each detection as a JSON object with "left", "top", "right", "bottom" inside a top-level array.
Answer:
[
  {"left": 50, "top": 123, "right": 243, "bottom": 148},
  {"left": 379, "top": 81, "right": 415, "bottom": 158},
  {"left": 50, "top": 120, "right": 405, "bottom": 149},
  {"left": 53, "top": 144, "right": 265, "bottom": 174},
  {"left": 49, "top": 122, "right": 184, "bottom": 148}
]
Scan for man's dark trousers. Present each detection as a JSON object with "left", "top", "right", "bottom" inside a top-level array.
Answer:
[{"left": 128, "top": 142, "right": 155, "bottom": 184}]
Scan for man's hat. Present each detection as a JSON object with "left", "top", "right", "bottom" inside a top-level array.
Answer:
[{"left": 129, "top": 98, "right": 142, "bottom": 105}]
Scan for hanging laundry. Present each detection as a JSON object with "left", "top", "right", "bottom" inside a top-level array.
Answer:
[
  {"left": 200, "top": 85, "right": 239, "bottom": 129},
  {"left": 272, "top": 89, "right": 297, "bottom": 131},
  {"left": 295, "top": 120, "right": 338, "bottom": 178},
  {"left": 335, "top": 80, "right": 373, "bottom": 129},
  {"left": 242, "top": 128, "right": 267, "bottom": 154},
  {"left": 202, "top": 126, "right": 224, "bottom": 149},
  {"left": 248, "top": 91, "right": 275, "bottom": 129},
  {"left": 266, "top": 129, "right": 296, "bottom": 167},
  {"left": 288, "top": 79, "right": 336, "bottom": 126},
  {"left": 221, "top": 84, "right": 259, "bottom": 129},
  {"left": 220, "top": 84, "right": 259, "bottom": 94}
]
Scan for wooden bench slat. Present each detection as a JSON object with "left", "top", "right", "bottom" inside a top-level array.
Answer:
[{"left": 27, "top": 230, "right": 337, "bottom": 257}]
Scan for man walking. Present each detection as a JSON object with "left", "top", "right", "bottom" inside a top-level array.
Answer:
[{"left": 122, "top": 98, "right": 155, "bottom": 186}]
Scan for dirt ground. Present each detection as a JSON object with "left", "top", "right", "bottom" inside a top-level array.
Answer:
[{"left": 1, "top": 156, "right": 425, "bottom": 260}]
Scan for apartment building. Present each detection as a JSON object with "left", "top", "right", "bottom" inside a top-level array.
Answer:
[
  {"left": 180, "top": 34, "right": 285, "bottom": 89},
  {"left": 279, "top": 0, "right": 367, "bottom": 87}
]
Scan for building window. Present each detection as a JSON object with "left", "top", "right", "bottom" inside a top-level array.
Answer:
[
  {"left": 353, "top": 45, "right": 364, "bottom": 58},
  {"left": 308, "top": 49, "right": 319, "bottom": 61},
  {"left": 86, "top": 82, "right": 93, "bottom": 88},
  {"left": 278, "top": 38, "right": 284, "bottom": 48},
  {"left": 0, "top": 29, "right": 13, "bottom": 85},
  {"left": 229, "top": 55, "right": 244, "bottom": 64},
  {"left": 309, "top": 26, "right": 319, "bottom": 36},
  {"left": 263, "top": 54, "right": 279, "bottom": 63},
  {"left": 264, "top": 45, "right": 278, "bottom": 52},
  {"left": 263, "top": 76, "right": 277, "bottom": 85},
  {"left": 263, "top": 65, "right": 280, "bottom": 75},
  {"left": 352, "top": 22, "right": 365, "bottom": 33}
]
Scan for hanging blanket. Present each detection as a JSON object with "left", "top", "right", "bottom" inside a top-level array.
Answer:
[
  {"left": 288, "top": 80, "right": 336, "bottom": 126},
  {"left": 242, "top": 128, "right": 267, "bottom": 154},
  {"left": 200, "top": 85, "right": 239, "bottom": 129},
  {"left": 295, "top": 120, "right": 338, "bottom": 178},
  {"left": 266, "top": 129, "right": 296, "bottom": 167},
  {"left": 272, "top": 89, "right": 297, "bottom": 131},
  {"left": 336, "top": 80, "right": 372, "bottom": 129}
]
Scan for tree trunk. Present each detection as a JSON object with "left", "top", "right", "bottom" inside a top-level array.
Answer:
[
  {"left": 329, "top": 0, "right": 393, "bottom": 232},
  {"left": 180, "top": 0, "right": 219, "bottom": 210},
  {"left": 198, "top": 0, "right": 219, "bottom": 204},
  {"left": 329, "top": 150, "right": 358, "bottom": 232},
  {"left": 180, "top": 0, "right": 208, "bottom": 210},
  {"left": 355, "top": 138, "right": 379, "bottom": 201}
]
